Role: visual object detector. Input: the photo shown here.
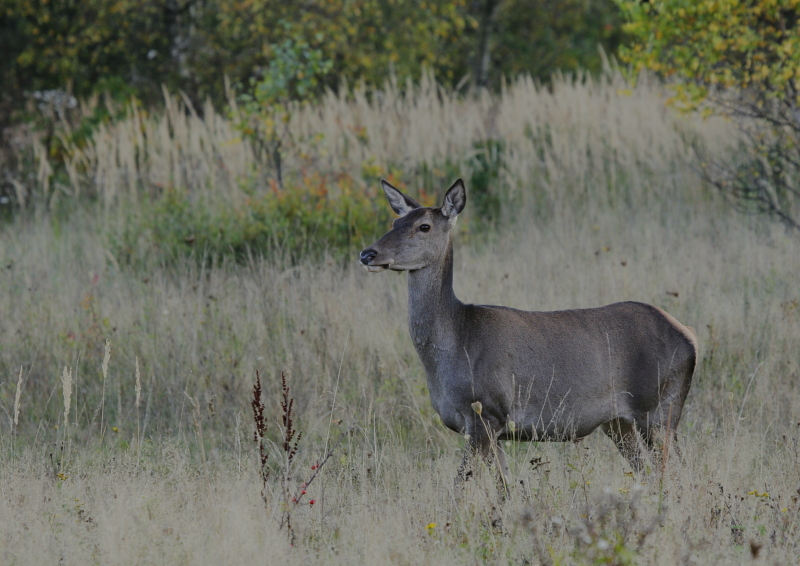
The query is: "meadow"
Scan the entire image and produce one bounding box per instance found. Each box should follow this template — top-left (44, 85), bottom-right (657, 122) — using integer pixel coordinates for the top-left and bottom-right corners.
top-left (1, 70), bottom-right (799, 564)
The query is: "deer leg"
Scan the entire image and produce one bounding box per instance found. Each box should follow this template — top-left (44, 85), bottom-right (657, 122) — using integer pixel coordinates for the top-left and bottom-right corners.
top-left (602, 418), bottom-right (650, 474)
top-left (669, 430), bottom-right (684, 464)
top-left (456, 424), bottom-right (509, 497)
top-left (644, 401), bottom-right (685, 468)
top-left (475, 424), bottom-right (512, 498)
top-left (456, 443), bottom-right (476, 486)
top-left (455, 428), bottom-right (484, 493)
top-left (644, 422), bottom-right (684, 470)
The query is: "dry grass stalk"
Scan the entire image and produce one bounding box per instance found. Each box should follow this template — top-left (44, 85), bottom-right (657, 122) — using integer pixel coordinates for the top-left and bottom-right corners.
top-left (61, 365), bottom-right (73, 427)
top-left (134, 357), bottom-right (141, 409)
top-left (100, 339), bottom-right (111, 439)
top-left (13, 366), bottom-right (23, 428)
top-left (134, 356), bottom-right (142, 464)
top-left (185, 392), bottom-right (206, 469)
top-left (34, 68), bottom-right (734, 221)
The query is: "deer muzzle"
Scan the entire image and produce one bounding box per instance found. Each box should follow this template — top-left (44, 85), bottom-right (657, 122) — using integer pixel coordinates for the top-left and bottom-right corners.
top-left (359, 248), bottom-right (392, 272)
top-left (360, 249), bottom-right (377, 265)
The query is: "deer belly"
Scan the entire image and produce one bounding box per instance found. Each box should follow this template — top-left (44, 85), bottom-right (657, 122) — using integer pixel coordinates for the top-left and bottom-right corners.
top-left (510, 394), bottom-right (622, 441)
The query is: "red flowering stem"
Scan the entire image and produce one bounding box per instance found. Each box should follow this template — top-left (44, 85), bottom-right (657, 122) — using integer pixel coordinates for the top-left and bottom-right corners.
top-left (287, 424), bottom-right (354, 511)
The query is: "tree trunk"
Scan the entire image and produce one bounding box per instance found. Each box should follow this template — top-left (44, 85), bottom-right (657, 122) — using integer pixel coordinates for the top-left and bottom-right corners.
top-left (472, 0), bottom-right (502, 90)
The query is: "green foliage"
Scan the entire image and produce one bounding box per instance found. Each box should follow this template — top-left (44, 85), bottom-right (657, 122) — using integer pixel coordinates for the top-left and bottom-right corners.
top-left (109, 172), bottom-right (394, 266)
top-left (708, 136), bottom-right (800, 229)
top-left (466, 140), bottom-right (506, 224)
top-left (617, 0), bottom-right (800, 110)
top-left (1, 0), bottom-right (629, 217)
top-left (238, 0), bottom-right (473, 88)
top-left (404, 140), bottom-right (507, 227)
top-left (247, 27), bottom-right (334, 107)
top-left (3, 0), bottom-right (177, 104)
top-left (1, 0), bottom-right (627, 128)
top-left (492, 0), bottom-right (625, 82)
top-left (236, 26), bottom-right (335, 188)
top-left (618, 0), bottom-right (800, 230)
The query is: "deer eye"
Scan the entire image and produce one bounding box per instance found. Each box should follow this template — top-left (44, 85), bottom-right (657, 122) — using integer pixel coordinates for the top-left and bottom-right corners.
top-left (419, 224), bottom-right (431, 233)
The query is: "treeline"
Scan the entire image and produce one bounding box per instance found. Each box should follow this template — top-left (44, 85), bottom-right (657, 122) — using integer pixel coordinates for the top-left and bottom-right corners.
top-left (0, 0), bottom-right (623, 125)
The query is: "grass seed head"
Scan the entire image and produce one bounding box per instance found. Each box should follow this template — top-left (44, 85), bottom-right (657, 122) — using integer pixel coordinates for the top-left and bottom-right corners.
top-left (61, 365), bottom-right (73, 426)
top-left (13, 366), bottom-right (23, 427)
top-left (102, 340), bottom-right (111, 381)
top-left (134, 356), bottom-right (141, 409)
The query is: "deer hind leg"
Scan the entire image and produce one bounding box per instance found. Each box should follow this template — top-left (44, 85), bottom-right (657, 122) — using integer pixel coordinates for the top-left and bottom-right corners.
top-left (643, 401), bottom-right (684, 467)
top-left (602, 418), bottom-right (651, 474)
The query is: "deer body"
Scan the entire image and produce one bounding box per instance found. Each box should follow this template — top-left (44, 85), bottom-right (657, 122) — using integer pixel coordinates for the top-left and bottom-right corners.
top-left (360, 179), bottom-right (697, 475)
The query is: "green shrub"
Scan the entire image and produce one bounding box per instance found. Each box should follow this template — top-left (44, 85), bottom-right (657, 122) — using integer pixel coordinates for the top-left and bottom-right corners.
top-left (109, 171), bottom-right (396, 266)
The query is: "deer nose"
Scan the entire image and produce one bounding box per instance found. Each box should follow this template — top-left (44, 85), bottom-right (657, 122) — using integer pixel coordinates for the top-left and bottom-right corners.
top-left (360, 249), bottom-right (377, 265)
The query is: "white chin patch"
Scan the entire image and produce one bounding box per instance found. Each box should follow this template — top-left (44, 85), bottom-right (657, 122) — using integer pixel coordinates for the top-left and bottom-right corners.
top-left (365, 265), bottom-right (387, 273)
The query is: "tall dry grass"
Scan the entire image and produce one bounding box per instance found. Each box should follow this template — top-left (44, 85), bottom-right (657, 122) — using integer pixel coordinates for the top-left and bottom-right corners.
top-left (14, 70), bottom-right (730, 216)
top-left (0, 71), bottom-right (799, 564)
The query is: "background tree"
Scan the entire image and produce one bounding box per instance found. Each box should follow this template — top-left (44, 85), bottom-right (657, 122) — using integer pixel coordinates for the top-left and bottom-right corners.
top-left (617, 0), bottom-right (800, 231)
top-left (0, 0), bottom-right (625, 191)
top-left (2, 0), bottom-right (625, 123)
top-left (489, 0), bottom-right (624, 86)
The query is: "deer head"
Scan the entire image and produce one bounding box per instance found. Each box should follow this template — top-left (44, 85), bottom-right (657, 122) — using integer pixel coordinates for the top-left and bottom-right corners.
top-left (359, 179), bottom-right (466, 272)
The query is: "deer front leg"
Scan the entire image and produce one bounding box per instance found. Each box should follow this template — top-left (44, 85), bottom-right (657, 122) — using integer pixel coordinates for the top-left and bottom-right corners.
top-left (455, 422), bottom-right (509, 498)
top-left (455, 431), bottom-right (480, 493)
top-left (494, 442), bottom-right (511, 496)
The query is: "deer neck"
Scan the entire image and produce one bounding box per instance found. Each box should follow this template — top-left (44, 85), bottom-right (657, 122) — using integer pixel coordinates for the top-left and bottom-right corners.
top-left (407, 240), bottom-right (462, 354)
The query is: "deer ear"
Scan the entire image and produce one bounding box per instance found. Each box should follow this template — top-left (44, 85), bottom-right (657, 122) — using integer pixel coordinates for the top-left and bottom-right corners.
top-left (381, 179), bottom-right (421, 216)
top-left (441, 179), bottom-right (466, 219)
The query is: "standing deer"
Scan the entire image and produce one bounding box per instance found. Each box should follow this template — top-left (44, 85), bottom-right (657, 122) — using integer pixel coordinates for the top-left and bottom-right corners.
top-left (359, 179), bottom-right (697, 482)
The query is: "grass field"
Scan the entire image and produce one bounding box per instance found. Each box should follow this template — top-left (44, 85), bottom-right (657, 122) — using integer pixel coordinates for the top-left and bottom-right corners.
top-left (1, 71), bottom-right (799, 564)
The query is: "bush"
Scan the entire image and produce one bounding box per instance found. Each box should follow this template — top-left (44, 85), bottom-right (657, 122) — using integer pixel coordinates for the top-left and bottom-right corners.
top-left (617, 0), bottom-right (800, 231)
top-left (109, 171), bottom-right (397, 266)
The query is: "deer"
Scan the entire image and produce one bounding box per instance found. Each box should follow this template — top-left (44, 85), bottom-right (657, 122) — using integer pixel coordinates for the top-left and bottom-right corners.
top-left (359, 179), bottom-right (697, 487)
